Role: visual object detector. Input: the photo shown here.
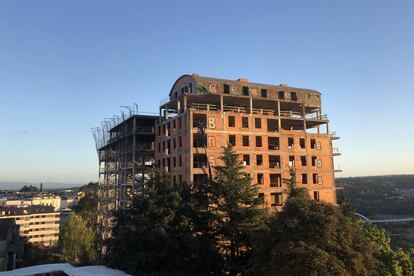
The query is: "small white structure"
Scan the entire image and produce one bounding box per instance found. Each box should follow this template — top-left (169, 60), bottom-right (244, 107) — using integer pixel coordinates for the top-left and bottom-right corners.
top-left (0, 263), bottom-right (129, 276)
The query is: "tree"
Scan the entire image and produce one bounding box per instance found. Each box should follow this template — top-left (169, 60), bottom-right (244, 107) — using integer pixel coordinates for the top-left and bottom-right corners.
top-left (59, 213), bottom-right (96, 265)
top-left (364, 223), bottom-right (414, 276)
top-left (19, 185), bottom-right (39, 193)
top-left (207, 144), bottom-right (267, 275)
top-left (106, 172), bottom-right (222, 275)
top-left (248, 186), bottom-right (379, 275)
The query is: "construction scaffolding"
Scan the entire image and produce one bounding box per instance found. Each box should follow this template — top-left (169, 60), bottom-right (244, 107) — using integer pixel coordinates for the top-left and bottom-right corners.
top-left (92, 104), bottom-right (157, 237)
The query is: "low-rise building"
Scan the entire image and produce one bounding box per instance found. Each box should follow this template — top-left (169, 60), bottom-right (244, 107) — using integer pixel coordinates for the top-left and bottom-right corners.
top-left (0, 206), bottom-right (60, 246)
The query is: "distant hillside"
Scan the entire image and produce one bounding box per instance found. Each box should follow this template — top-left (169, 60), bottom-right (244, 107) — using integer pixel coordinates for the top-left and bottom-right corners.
top-left (0, 181), bottom-right (83, 191)
top-left (336, 175), bottom-right (414, 217)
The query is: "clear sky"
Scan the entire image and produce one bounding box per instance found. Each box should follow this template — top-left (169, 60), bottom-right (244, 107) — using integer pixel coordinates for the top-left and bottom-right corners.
top-left (0, 0), bottom-right (413, 184)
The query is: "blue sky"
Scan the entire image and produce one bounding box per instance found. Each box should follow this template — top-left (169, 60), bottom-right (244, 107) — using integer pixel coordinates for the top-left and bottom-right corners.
top-left (0, 0), bottom-right (413, 184)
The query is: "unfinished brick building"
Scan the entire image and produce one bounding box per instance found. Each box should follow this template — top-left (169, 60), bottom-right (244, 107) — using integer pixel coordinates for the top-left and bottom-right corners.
top-left (156, 74), bottom-right (340, 206)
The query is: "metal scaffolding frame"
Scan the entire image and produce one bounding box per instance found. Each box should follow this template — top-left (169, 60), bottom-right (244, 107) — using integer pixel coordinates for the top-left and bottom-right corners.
top-left (92, 104), bottom-right (157, 237)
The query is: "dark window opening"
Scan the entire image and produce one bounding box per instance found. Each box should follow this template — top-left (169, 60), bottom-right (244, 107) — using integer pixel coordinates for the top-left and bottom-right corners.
top-left (291, 92), bottom-right (298, 101)
top-left (228, 116), bottom-right (235, 127)
top-left (278, 91), bottom-right (285, 99)
top-left (258, 193), bottom-right (265, 203)
top-left (301, 156), bottom-right (307, 166)
top-left (288, 137), bottom-right (294, 148)
top-left (313, 191), bottom-right (320, 201)
top-left (300, 138), bottom-right (306, 148)
top-left (289, 156), bottom-right (295, 167)
top-left (261, 89), bottom-right (267, 98)
top-left (224, 84), bottom-right (230, 94)
top-left (256, 154), bottom-right (263, 166)
top-left (310, 139), bottom-right (317, 149)
top-left (255, 118), bottom-right (262, 128)
top-left (229, 135), bottom-right (236, 146)
top-left (193, 133), bottom-right (204, 148)
top-left (267, 119), bottom-right (278, 132)
top-left (313, 173), bottom-right (318, 184)
top-left (270, 174), bottom-right (282, 187)
top-left (243, 86), bottom-right (249, 96)
top-left (243, 154), bottom-right (250, 166)
top-left (193, 113), bottom-right (207, 128)
top-left (257, 173), bottom-right (264, 185)
top-left (193, 154), bottom-right (207, 168)
top-left (271, 193), bottom-right (283, 206)
top-left (194, 174), bottom-right (208, 185)
top-left (269, 155), bottom-right (281, 168)
top-left (256, 136), bottom-right (262, 147)
top-left (242, 117), bottom-right (249, 128)
top-left (242, 135), bottom-right (249, 146)
top-left (312, 156), bottom-right (317, 166)
top-left (302, 173), bottom-right (308, 184)
top-left (268, 137), bottom-right (280, 150)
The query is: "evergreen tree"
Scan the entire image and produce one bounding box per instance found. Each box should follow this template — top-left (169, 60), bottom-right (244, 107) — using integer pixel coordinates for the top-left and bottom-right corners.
top-left (207, 144), bottom-right (267, 275)
top-left (106, 172), bottom-right (222, 275)
top-left (59, 213), bottom-right (96, 265)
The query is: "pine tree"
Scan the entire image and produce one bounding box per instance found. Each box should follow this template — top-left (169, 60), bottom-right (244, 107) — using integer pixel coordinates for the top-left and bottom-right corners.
top-left (207, 144), bottom-right (267, 275)
top-left (106, 172), bottom-right (222, 275)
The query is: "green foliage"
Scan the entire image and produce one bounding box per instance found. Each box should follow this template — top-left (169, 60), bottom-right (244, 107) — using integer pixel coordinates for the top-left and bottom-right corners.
top-left (19, 242), bottom-right (59, 268)
top-left (248, 188), bottom-right (379, 275)
top-left (365, 223), bottom-right (414, 276)
top-left (207, 144), bottom-right (267, 275)
top-left (106, 172), bottom-right (222, 275)
top-left (59, 213), bottom-right (96, 265)
top-left (19, 185), bottom-right (39, 193)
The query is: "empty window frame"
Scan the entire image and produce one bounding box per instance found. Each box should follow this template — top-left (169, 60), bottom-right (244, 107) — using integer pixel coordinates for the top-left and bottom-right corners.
top-left (270, 192), bottom-right (283, 206)
top-left (313, 191), bottom-right (320, 201)
top-left (310, 139), bottom-right (317, 149)
top-left (261, 89), bottom-right (267, 98)
top-left (242, 117), bottom-right (249, 128)
top-left (311, 156), bottom-right (317, 166)
top-left (302, 173), bottom-right (308, 184)
top-left (300, 156), bottom-right (307, 166)
top-left (278, 91), bottom-right (285, 100)
top-left (242, 86), bottom-right (249, 96)
top-left (270, 174), bottom-right (282, 187)
top-left (256, 154), bottom-right (263, 166)
top-left (228, 116), bottom-right (235, 127)
top-left (255, 118), bottom-right (262, 128)
top-left (257, 173), bottom-right (264, 185)
top-left (268, 137), bottom-right (280, 150)
top-left (243, 154), bottom-right (250, 166)
top-left (242, 135), bottom-right (249, 146)
top-left (288, 137), bottom-right (294, 148)
top-left (193, 113), bottom-right (207, 128)
top-left (291, 92), bottom-right (298, 101)
top-left (312, 173), bottom-right (318, 184)
top-left (289, 156), bottom-right (295, 167)
top-left (229, 135), bottom-right (236, 146)
top-left (193, 154), bottom-right (207, 168)
top-left (224, 84), bottom-right (230, 94)
top-left (256, 136), bottom-right (262, 147)
top-left (267, 119), bottom-right (278, 132)
top-left (269, 155), bottom-right (281, 168)
top-left (300, 138), bottom-right (306, 149)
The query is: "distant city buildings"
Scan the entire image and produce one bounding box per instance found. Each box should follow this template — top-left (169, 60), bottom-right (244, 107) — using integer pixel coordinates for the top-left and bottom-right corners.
top-left (0, 205), bottom-right (60, 246)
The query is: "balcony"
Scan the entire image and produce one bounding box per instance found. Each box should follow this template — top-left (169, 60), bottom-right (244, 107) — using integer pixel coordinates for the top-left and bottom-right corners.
top-left (332, 148), bottom-right (341, 156)
top-left (330, 132), bottom-right (340, 140)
